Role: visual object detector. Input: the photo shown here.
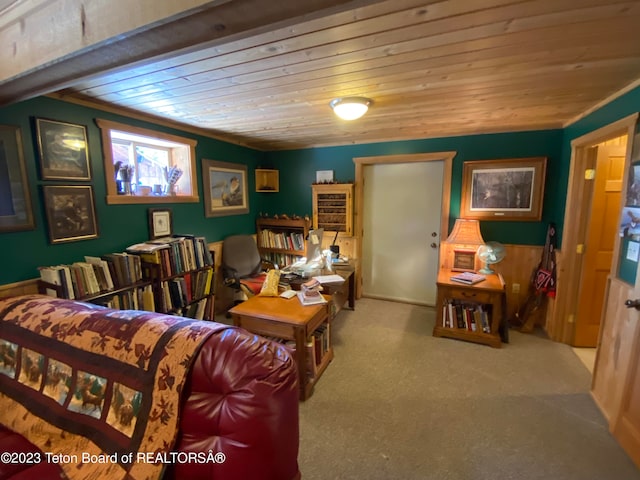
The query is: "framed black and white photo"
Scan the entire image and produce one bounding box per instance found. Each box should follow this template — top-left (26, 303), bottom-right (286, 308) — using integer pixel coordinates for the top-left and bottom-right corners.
top-left (43, 185), bottom-right (98, 243)
top-left (202, 159), bottom-right (249, 217)
top-left (35, 118), bottom-right (91, 181)
top-left (0, 125), bottom-right (35, 232)
top-left (148, 208), bottom-right (173, 239)
top-left (461, 157), bottom-right (547, 221)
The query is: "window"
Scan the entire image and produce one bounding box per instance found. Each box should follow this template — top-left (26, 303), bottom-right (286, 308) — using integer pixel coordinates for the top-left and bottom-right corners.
top-left (95, 119), bottom-right (198, 204)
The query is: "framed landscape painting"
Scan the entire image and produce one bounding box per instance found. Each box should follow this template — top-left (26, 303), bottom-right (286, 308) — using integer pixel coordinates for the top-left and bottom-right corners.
top-left (202, 159), bottom-right (249, 217)
top-left (43, 185), bottom-right (98, 243)
top-left (35, 118), bottom-right (91, 180)
top-left (460, 157), bottom-right (547, 221)
top-left (0, 125), bottom-right (35, 232)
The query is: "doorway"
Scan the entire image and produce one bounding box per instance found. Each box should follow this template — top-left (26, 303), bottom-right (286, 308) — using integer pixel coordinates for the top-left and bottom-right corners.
top-left (553, 114), bottom-right (638, 348)
top-left (353, 152), bottom-right (455, 305)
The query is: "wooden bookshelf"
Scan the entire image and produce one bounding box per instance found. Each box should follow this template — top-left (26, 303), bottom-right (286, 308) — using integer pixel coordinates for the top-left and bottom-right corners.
top-left (432, 268), bottom-right (506, 348)
top-left (256, 217), bottom-right (310, 267)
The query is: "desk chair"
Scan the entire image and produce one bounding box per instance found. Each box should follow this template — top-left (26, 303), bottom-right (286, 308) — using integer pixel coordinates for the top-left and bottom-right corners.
top-left (221, 234), bottom-right (274, 302)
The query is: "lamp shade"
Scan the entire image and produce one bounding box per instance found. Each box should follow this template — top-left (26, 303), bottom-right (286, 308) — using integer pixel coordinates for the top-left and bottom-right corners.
top-left (445, 219), bottom-right (485, 245)
top-left (330, 97), bottom-right (371, 120)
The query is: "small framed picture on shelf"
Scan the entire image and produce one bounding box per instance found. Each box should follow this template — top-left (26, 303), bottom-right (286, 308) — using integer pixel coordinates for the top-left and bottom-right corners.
top-left (35, 118), bottom-right (91, 181)
top-left (43, 185), bottom-right (98, 243)
top-left (315, 170), bottom-right (334, 183)
top-left (148, 208), bottom-right (173, 239)
top-left (452, 249), bottom-right (476, 272)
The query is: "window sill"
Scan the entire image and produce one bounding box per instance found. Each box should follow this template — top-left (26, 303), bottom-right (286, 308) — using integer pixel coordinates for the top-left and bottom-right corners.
top-left (106, 194), bottom-right (199, 205)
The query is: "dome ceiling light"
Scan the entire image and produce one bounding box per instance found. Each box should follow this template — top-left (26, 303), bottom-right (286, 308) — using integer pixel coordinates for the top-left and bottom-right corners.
top-left (329, 96), bottom-right (372, 121)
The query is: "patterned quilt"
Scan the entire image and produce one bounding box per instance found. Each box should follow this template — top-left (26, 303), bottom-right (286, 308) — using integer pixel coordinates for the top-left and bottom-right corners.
top-left (0, 294), bottom-right (221, 480)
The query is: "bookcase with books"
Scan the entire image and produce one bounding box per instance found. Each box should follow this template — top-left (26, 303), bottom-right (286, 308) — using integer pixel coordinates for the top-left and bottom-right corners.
top-left (37, 235), bottom-right (215, 320)
top-left (432, 268), bottom-right (506, 348)
top-left (38, 253), bottom-right (155, 311)
top-left (128, 235), bottom-right (215, 320)
top-left (256, 217), bottom-right (310, 267)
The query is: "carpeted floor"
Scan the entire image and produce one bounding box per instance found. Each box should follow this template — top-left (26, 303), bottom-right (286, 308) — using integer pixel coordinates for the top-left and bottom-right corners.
top-left (297, 298), bottom-right (640, 480)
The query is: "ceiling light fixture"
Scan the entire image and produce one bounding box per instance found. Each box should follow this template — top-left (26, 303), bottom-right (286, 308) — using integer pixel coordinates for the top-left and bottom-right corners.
top-left (329, 96), bottom-right (372, 121)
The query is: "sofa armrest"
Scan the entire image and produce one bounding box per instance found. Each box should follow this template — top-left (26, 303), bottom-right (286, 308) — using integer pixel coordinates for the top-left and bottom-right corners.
top-left (169, 326), bottom-right (300, 480)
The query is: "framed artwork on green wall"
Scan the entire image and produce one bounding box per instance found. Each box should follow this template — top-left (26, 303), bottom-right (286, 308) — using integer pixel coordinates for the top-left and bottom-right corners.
top-left (202, 159), bottom-right (249, 217)
top-left (43, 185), bottom-right (98, 243)
top-left (461, 157), bottom-right (547, 221)
top-left (0, 125), bottom-right (35, 232)
top-left (35, 118), bottom-right (91, 181)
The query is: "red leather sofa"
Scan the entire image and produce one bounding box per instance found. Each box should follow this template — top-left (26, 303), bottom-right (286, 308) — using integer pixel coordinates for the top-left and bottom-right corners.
top-left (0, 296), bottom-right (301, 480)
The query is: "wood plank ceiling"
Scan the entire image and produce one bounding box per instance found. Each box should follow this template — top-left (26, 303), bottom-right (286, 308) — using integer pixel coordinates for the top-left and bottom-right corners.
top-left (4, 0), bottom-right (640, 151)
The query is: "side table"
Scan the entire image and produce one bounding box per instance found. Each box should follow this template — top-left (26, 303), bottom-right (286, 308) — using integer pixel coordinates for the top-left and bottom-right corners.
top-left (432, 269), bottom-right (506, 348)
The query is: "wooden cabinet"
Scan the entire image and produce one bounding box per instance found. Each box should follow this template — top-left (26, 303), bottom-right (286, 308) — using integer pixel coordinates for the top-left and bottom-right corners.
top-left (255, 168), bottom-right (279, 192)
top-left (312, 183), bottom-right (353, 236)
top-left (432, 268), bottom-right (506, 348)
top-left (256, 217), bottom-right (310, 267)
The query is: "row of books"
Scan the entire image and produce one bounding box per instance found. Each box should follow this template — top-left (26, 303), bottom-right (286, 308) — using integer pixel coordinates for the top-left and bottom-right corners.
top-left (155, 268), bottom-right (214, 313)
top-left (127, 235), bottom-right (213, 277)
top-left (442, 299), bottom-right (491, 333)
top-left (91, 285), bottom-right (155, 312)
top-left (259, 229), bottom-right (305, 252)
top-left (169, 297), bottom-right (213, 320)
top-left (263, 252), bottom-right (303, 268)
top-left (39, 253), bottom-right (144, 300)
top-left (308, 323), bottom-right (330, 377)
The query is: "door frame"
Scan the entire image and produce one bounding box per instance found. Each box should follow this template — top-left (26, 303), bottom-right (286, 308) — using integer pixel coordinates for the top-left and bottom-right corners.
top-left (353, 152), bottom-right (456, 298)
top-left (550, 113), bottom-right (638, 344)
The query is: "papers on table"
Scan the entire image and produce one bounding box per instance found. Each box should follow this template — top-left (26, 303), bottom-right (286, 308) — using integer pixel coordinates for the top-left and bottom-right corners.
top-left (313, 274), bottom-right (345, 284)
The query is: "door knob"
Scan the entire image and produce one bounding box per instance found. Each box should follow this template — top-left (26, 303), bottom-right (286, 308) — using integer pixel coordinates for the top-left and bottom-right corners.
top-left (430, 242), bottom-right (437, 249)
top-left (625, 299), bottom-right (640, 310)
top-left (431, 232), bottom-right (438, 237)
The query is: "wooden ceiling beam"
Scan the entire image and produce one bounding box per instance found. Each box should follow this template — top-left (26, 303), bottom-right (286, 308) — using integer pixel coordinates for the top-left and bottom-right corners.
top-left (0, 0), bottom-right (386, 105)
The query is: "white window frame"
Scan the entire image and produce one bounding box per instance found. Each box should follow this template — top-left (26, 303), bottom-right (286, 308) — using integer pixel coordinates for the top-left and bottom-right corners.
top-left (95, 118), bottom-right (199, 205)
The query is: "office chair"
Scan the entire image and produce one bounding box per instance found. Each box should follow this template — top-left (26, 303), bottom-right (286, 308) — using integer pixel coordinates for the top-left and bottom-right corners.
top-left (221, 234), bottom-right (274, 302)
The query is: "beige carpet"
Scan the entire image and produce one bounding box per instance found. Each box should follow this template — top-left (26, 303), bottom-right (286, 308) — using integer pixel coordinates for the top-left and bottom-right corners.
top-left (297, 298), bottom-right (640, 480)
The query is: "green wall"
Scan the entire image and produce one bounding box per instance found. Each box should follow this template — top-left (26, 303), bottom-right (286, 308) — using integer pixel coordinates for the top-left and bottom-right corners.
top-left (3, 85), bottom-right (640, 286)
top-left (0, 97), bottom-right (265, 284)
top-left (263, 130), bottom-right (564, 245)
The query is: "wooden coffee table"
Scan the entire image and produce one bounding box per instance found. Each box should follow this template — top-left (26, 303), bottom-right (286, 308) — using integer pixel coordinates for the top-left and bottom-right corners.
top-left (228, 295), bottom-right (333, 401)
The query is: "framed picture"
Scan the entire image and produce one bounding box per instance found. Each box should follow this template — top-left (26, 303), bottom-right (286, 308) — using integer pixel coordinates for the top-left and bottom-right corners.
top-left (452, 249), bottom-right (476, 272)
top-left (148, 208), bottom-right (173, 239)
top-left (316, 170), bottom-right (334, 183)
top-left (0, 125), bottom-right (35, 232)
top-left (43, 185), bottom-right (98, 243)
top-left (35, 118), bottom-right (91, 180)
top-left (202, 159), bottom-right (249, 217)
top-left (460, 157), bottom-right (547, 221)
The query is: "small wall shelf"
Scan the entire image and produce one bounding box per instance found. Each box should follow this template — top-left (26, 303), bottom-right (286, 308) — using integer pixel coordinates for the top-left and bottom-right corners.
top-left (255, 169), bottom-right (279, 192)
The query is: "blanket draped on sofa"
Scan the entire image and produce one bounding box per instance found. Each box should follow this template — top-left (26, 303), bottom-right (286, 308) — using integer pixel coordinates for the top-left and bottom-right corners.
top-left (0, 294), bottom-right (223, 480)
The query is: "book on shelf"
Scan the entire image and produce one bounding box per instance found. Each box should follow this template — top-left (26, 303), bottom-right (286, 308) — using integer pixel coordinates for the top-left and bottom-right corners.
top-left (450, 271), bottom-right (486, 285)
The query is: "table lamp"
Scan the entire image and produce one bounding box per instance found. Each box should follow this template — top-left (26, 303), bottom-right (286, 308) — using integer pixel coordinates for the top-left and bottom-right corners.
top-left (445, 219), bottom-right (485, 272)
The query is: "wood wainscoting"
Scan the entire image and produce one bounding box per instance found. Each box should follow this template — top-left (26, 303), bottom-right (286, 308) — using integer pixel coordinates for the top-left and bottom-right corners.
top-left (0, 279), bottom-right (39, 299)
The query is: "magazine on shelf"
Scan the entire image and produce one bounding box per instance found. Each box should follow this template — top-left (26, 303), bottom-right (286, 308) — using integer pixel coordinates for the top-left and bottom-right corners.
top-left (450, 271), bottom-right (486, 285)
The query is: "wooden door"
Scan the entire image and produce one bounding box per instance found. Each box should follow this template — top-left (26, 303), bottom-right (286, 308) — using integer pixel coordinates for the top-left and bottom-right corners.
top-left (591, 128), bottom-right (640, 468)
top-left (574, 142), bottom-right (626, 346)
top-left (613, 319), bottom-right (640, 469)
top-left (361, 161), bottom-right (444, 305)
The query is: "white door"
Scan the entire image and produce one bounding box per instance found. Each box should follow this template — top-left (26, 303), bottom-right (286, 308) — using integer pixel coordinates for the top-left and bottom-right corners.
top-left (362, 161), bottom-right (444, 305)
